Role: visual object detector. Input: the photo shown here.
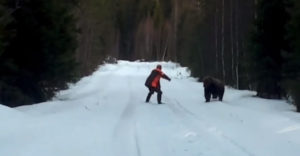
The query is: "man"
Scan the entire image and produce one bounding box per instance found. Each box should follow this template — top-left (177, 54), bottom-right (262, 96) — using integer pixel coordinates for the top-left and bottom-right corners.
top-left (145, 64), bottom-right (171, 104)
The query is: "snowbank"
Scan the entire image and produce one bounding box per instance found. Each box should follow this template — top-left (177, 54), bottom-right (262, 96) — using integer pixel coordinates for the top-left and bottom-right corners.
top-left (97, 60), bottom-right (191, 78)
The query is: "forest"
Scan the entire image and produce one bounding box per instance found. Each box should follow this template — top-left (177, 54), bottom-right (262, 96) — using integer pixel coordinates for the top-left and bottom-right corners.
top-left (0, 0), bottom-right (299, 111)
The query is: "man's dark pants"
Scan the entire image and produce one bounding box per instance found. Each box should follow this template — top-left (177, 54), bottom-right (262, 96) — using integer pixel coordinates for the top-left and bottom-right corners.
top-left (146, 86), bottom-right (162, 104)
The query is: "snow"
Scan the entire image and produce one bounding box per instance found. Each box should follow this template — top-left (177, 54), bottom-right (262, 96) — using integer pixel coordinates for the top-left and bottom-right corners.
top-left (1, 60), bottom-right (300, 156)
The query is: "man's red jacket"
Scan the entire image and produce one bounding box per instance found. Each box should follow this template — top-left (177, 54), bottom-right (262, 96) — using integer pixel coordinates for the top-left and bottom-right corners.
top-left (145, 68), bottom-right (170, 89)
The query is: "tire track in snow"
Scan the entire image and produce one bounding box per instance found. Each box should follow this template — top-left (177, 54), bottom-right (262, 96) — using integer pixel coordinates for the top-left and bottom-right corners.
top-left (79, 72), bottom-right (120, 111)
top-left (112, 76), bottom-right (142, 156)
top-left (134, 125), bottom-right (142, 156)
top-left (172, 99), bottom-right (256, 156)
top-left (164, 96), bottom-right (255, 156)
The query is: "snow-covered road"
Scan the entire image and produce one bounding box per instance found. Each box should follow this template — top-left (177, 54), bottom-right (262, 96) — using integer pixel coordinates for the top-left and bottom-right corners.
top-left (1, 61), bottom-right (300, 156)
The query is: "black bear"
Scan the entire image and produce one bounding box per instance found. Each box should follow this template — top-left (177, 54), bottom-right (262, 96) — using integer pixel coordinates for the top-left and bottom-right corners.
top-left (203, 76), bottom-right (225, 102)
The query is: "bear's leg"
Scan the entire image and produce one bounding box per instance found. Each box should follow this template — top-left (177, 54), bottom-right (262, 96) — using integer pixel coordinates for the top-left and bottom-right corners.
top-left (205, 87), bottom-right (211, 102)
top-left (219, 88), bottom-right (224, 101)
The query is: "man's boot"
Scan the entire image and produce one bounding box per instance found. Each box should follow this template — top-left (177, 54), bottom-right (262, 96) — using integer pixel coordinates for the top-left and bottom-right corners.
top-left (157, 92), bottom-right (162, 104)
top-left (146, 93), bottom-right (152, 102)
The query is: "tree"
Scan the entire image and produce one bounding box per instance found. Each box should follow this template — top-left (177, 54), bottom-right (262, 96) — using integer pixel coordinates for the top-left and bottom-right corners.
top-left (0, 0), bottom-right (12, 57)
top-left (0, 0), bottom-right (78, 106)
top-left (284, 0), bottom-right (300, 111)
top-left (248, 0), bottom-right (290, 99)
top-left (75, 0), bottom-right (119, 76)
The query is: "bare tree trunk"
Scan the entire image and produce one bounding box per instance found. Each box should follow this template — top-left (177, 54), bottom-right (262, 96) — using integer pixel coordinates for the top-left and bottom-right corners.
top-left (145, 18), bottom-right (151, 58)
top-left (215, 5), bottom-right (219, 73)
top-left (235, 0), bottom-right (240, 88)
top-left (221, 0), bottom-right (226, 81)
top-left (230, 0), bottom-right (235, 85)
top-left (254, 0), bottom-right (258, 19)
top-left (157, 28), bottom-right (162, 60)
top-left (85, 20), bottom-right (93, 72)
top-left (162, 38), bottom-right (168, 61)
top-left (173, 0), bottom-right (178, 61)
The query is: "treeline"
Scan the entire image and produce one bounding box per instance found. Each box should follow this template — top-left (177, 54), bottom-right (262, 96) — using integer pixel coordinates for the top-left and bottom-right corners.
top-left (74, 0), bottom-right (255, 87)
top-left (0, 0), bottom-right (299, 111)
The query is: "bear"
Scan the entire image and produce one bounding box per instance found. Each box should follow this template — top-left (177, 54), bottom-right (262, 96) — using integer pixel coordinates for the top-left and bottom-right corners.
top-left (203, 76), bottom-right (225, 102)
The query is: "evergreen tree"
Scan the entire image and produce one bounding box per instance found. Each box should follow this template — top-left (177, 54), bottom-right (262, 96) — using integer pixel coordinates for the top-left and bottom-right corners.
top-left (37, 0), bottom-right (78, 98)
top-left (0, 0), bottom-right (11, 56)
top-left (284, 0), bottom-right (300, 111)
top-left (0, 0), bottom-right (22, 105)
top-left (176, 3), bottom-right (205, 77)
top-left (248, 0), bottom-right (290, 99)
top-left (0, 0), bottom-right (78, 106)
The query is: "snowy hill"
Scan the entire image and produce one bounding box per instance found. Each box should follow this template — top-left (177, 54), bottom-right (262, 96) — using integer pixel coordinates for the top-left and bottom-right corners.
top-left (1, 60), bottom-right (300, 156)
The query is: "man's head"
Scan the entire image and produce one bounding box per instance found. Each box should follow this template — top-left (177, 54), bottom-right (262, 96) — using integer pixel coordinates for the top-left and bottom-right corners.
top-left (156, 64), bottom-right (162, 70)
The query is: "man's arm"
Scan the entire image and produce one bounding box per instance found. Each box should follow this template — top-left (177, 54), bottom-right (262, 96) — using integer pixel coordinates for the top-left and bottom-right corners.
top-left (162, 73), bottom-right (171, 81)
